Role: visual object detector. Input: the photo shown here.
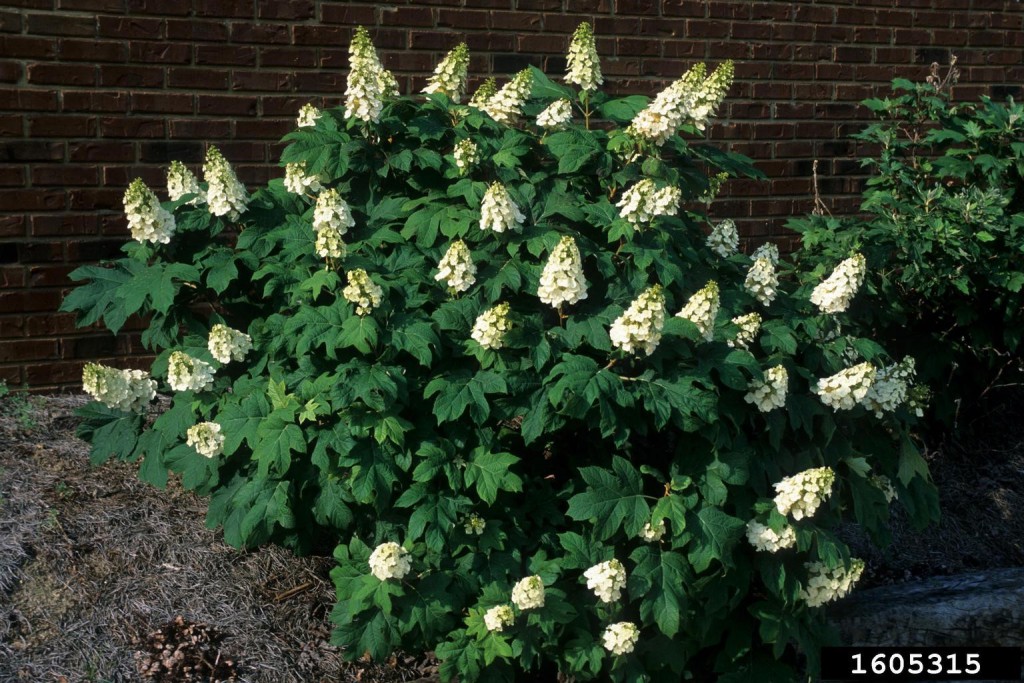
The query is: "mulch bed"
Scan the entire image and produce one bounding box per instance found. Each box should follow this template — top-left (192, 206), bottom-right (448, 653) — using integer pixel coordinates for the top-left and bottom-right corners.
top-left (1, 392), bottom-right (1021, 681)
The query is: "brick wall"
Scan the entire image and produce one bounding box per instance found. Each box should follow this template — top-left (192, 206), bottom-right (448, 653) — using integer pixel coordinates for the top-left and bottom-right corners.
top-left (1, 0), bottom-right (1022, 390)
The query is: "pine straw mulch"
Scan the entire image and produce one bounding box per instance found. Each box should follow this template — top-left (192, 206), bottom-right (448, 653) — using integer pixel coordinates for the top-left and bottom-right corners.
top-left (1, 392), bottom-right (1022, 682)
top-left (0, 394), bottom-right (436, 683)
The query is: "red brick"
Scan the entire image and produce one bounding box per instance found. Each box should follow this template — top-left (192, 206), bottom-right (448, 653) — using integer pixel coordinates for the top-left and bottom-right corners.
top-left (62, 91), bottom-right (129, 113)
top-left (260, 96), bottom-right (310, 117)
top-left (169, 118), bottom-right (232, 138)
top-left (232, 70), bottom-right (297, 92)
top-left (380, 5), bottom-right (433, 27)
top-left (437, 9), bottom-right (489, 29)
top-left (197, 95), bottom-right (257, 117)
top-left (233, 22), bottom-right (291, 44)
top-left (0, 215), bottom-right (25, 237)
top-left (235, 119), bottom-right (292, 140)
top-left (0, 339), bottom-right (59, 362)
top-left (26, 13), bottom-right (96, 36)
top-left (0, 62), bottom-right (19, 83)
top-left (195, 0), bottom-right (254, 18)
top-left (100, 65), bottom-right (164, 88)
top-left (25, 360), bottom-right (88, 386)
top-left (28, 116), bottom-right (97, 137)
top-left (662, 0), bottom-right (703, 17)
top-left (0, 35), bottom-right (59, 59)
top-left (0, 314), bottom-right (25, 337)
top-left (97, 16), bottom-right (164, 39)
top-left (31, 214), bottom-right (99, 236)
top-left (126, 0), bottom-right (191, 14)
top-left (165, 18), bottom-right (229, 41)
top-left (28, 265), bottom-right (77, 287)
top-left (196, 44), bottom-right (258, 66)
top-left (98, 117), bottom-right (164, 138)
top-left (167, 67), bottom-right (229, 90)
top-left (68, 188), bottom-right (122, 210)
top-left (132, 92), bottom-right (195, 114)
top-left (259, 47), bottom-right (317, 68)
top-left (57, 0), bottom-right (125, 11)
top-left (258, 0), bottom-right (313, 19)
top-left (16, 240), bottom-right (64, 261)
top-left (25, 312), bottom-right (79, 336)
top-left (0, 190), bottom-right (65, 211)
top-left (0, 10), bottom-right (22, 32)
top-left (27, 63), bottom-right (97, 86)
top-left (0, 165), bottom-right (24, 184)
top-left (129, 41), bottom-right (191, 63)
top-left (320, 3), bottom-right (376, 25)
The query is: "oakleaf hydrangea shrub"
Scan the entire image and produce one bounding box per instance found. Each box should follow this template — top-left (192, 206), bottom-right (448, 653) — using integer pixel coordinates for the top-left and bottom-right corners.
top-left (791, 63), bottom-right (1024, 428)
top-left (63, 26), bottom-right (938, 683)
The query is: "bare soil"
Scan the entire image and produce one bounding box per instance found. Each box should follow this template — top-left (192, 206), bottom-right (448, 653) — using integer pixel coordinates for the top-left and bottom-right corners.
top-left (0, 392), bottom-right (1021, 682)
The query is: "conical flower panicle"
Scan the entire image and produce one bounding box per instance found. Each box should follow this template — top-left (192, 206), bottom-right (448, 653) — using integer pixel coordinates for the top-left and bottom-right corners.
top-left (627, 63), bottom-right (706, 146)
top-left (706, 219), bottom-right (739, 258)
top-left (186, 422), bottom-right (224, 458)
top-left (728, 312), bottom-right (762, 349)
top-left (677, 280), bottom-right (720, 341)
top-left (860, 357), bottom-right (916, 417)
top-left (616, 179), bottom-right (681, 227)
top-left (481, 69), bottom-right (533, 124)
top-left (422, 43), bottom-right (470, 102)
top-left (284, 161), bottom-right (323, 196)
top-left (435, 239), bottom-right (476, 293)
top-left (453, 139), bottom-right (479, 174)
top-left (744, 256), bottom-right (778, 307)
top-left (480, 182), bottom-right (525, 233)
top-left (207, 324), bottom-right (252, 364)
top-left (203, 146), bottom-right (248, 221)
top-left (537, 235), bottom-right (587, 308)
top-left (609, 285), bottom-right (666, 357)
top-left (744, 364), bottom-right (788, 412)
top-left (124, 178), bottom-right (176, 244)
top-left (296, 103), bottom-right (322, 128)
top-left (746, 520), bottom-right (797, 553)
top-left (344, 27), bottom-right (397, 124)
top-left (691, 60), bottom-right (734, 131)
top-left (811, 253), bottom-right (867, 314)
top-left (313, 188), bottom-right (355, 260)
top-left (468, 77), bottom-right (498, 108)
top-left (343, 268), bottom-right (383, 316)
top-left (471, 302), bottom-right (512, 350)
top-left (166, 161), bottom-right (203, 205)
top-left (565, 23), bottom-right (602, 93)
top-left (82, 363), bottom-right (156, 413)
top-left (536, 98), bottom-right (573, 130)
top-left (801, 559), bottom-right (864, 607)
top-left (751, 241), bottom-right (780, 265)
top-left (815, 362), bottom-right (876, 411)
top-left (774, 466), bottom-right (835, 520)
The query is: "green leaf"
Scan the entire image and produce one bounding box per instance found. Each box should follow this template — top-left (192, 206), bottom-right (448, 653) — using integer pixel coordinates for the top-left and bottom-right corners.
top-left (544, 129), bottom-right (603, 175)
top-left (60, 264), bottom-right (132, 333)
top-left (390, 317), bottom-right (440, 367)
top-left (629, 545), bottom-right (692, 637)
top-left (464, 451), bottom-right (522, 504)
top-left (566, 456), bottom-right (648, 541)
top-left (424, 370), bottom-right (507, 425)
top-left (686, 505), bottom-right (745, 572)
top-left (338, 315), bottom-right (380, 354)
top-left (597, 95), bottom-right (649, 122)
top-left (75, 402), bottom-right (144, 466)
top-left (253, 412), bottom-right (306, 476)
top-left (219, 391), bottom-right (270, 456)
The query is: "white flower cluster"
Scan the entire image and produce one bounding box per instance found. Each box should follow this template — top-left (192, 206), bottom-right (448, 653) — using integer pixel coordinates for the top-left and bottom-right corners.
top-left (706, 219), bottom-right (739, 258)
top-left (483, 604), bottom-right (515, 632)
top-left (746, 520), bottom-right (797, 553)
top-left (166, 161), bottom-right (203, 205)
top-left (82, 363), bottom-right (156, 413)
top-left (186, 421), bottom-right (224, 459)
top-left (602, 622), bottom-right (639, 656)
top-left (616, 179), bottom-right (681, 227)
top-left (471, 302), bottom-right (511, 350)
top-left (745, 256), bottom-right (779, 307)
top-left (811, 253), bottom-right (867, 314)
top-left (752, 242), bottom-right (780, 265)
top-left (700, 171), bottom-right (729, 205)
top-left (343, 268), bottom-right (383, 316)
top-left (344, 27), bottom-right (397, 124)
top-left (773, 466), bottom-right (835, 520)
top-left (677, 280), bottom-right (720, 342)
top-left (203, 146), bottom-right (248, 221)
top-left (536, 98), bottom-right (573, 130)
top-left (565, 22), bottom-right (603, 92)
top-left (861, 357), bottom-right (916, 418)
top-left (871, 474), bottom-right (898, 503)
top-left (801, 559), bottom-right (865, 608)
top-left (422, 43), bottom-right (469, 102)
top-left (283, 161), bottom-right (323, 196)
top-left (639, 519), bottom-right (666, 542)
top-left (511, 575), bottom-right (545, 611)
top-left (744, 364), bottom-right (788, 412)
top-left (124, 178), bottom-right (176, 245)
top-left (584, 559), bottom-right (627, 603)
top-left (628, 61), bottom-right (733, 144)
top-left (728, 312), bottom-right (762, 349)
top-left (435, 240), bottom-right (476, 293)
top-left (537, 236), bottom-right (587, 308)
top-left (167, 351), bottom-right (215, 393)
top-left (464, 513), bottom-right (486, 535)
top-left (610, 285), bottom-right (666, 357)
top-left (481, 68), bottom-right (533, 124)
top-left (368, 541), bottom-right (412, 581)
top-left (480, 182), bottom-right (525, 233)
top-left (296, 102), bottom-right (321, 128)
top-left (468, 77), bottom-right (497, 109)
top-left (207, 323), bottom-right (252, 364)
top-left (815, 362), bottom-right (876, 411)
top-left (313, 188), bottom-right (356, 260)
top-left (453, 139), bottom-right (479, 174)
